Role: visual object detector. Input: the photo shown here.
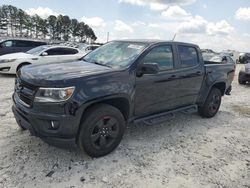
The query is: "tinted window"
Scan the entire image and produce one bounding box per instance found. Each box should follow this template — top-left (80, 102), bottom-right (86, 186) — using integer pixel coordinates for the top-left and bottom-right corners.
top-left (2, 40), bottom-right (15, 47)
top-left (15, 40), bottom-right (33, 47)
top-left (33, 42), bottom-right (47, 47)
top-left (178, 45), bottom-right (199, 68)
top-left (141, 45), bottom-right (174, 71)
top-left (46, 48), bottom-right (62, 56)
top-left (60, 48), bottom-right (78, 55)
top-left (91, 46), bottom-right (99, 50)
top-left (46, 48), bottom-right (78, 55)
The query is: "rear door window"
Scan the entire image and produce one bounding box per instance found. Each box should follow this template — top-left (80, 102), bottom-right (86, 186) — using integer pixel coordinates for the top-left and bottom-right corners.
top-left (15, 40), bottom-right (33, 47)
top-left (178, 45), bottom-right (199, 68)
top-left (46, 48), bottom-right (63, 56)
top-left (60, 48), bottom-right (79, 55)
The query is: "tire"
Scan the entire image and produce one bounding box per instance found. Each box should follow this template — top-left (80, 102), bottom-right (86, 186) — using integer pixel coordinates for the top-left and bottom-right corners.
top-left (17, 122), bottom-right (27, 131)
top-left (238, 78), bottom-right (246, 85)
top-left (198, 88), bottom-right (222, 118)
top-left (78, 104), bottom-right (125, 157)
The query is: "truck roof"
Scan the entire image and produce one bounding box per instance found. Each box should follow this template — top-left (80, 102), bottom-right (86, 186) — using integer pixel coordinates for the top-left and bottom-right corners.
top-left (114, 39), bottom-right (199, 47)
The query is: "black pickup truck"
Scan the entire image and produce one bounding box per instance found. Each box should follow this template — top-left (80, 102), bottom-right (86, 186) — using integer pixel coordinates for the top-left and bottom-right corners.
top-left (12, 40), bottom-right (235, 157)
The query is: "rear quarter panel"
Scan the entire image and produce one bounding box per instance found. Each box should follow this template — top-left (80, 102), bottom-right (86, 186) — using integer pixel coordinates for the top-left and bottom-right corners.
top-left (197, 63), bottom-right (235, 104)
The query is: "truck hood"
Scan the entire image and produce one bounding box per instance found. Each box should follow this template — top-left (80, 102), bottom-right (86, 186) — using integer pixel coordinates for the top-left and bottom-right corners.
top-left (19, 60), bottom-right (113, 85)
top-left (0, 52), bottom-right (37, 60)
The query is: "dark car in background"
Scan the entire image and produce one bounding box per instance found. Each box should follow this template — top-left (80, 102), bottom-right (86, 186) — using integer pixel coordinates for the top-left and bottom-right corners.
top-left (238, 63), bottom-right (250, 85)
top-left (238, 53), bottom-right (250, 64)
top-left (0, 39), bottom-right (47, 56)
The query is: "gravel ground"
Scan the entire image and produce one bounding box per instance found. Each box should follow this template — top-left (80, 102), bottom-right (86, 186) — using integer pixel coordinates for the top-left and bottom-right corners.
top-left (0, 64), bottom-right (249, 188)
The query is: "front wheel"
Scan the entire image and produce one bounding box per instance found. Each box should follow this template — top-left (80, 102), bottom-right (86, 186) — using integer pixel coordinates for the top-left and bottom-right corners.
top-left (198, 88), bottom-right (222, 118)
top-left (78, 104), bottom-right (125, 157)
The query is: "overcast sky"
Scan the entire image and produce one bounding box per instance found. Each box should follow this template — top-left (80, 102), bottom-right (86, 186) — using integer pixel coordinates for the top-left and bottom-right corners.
top-left (1, 0), bottom-right (250, 51)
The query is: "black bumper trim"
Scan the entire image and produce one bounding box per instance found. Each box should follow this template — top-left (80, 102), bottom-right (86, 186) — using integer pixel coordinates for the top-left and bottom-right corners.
top-left (12, 106), bottom-right (36, 135)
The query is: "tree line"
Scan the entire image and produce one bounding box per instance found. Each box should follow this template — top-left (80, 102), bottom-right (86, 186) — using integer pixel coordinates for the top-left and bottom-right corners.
top-left (0, 5), bottom-right (97, 42)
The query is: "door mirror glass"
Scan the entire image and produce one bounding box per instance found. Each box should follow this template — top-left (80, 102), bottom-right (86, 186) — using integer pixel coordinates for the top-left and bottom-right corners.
top-left (41, 52), bottom-right (48, 56)
top-left (137, 63), bottom-right (159, 76)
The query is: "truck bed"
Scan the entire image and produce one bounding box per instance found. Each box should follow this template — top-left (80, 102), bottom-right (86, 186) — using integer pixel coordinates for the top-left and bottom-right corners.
top-left (202, 63), bottom-right (235, 95)
top-left (204, 60), bottom-right (228, 65)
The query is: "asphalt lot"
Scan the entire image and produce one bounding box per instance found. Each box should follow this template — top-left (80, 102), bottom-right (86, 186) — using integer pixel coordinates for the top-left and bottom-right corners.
top-left (0, 64), bottom-right (249, 188)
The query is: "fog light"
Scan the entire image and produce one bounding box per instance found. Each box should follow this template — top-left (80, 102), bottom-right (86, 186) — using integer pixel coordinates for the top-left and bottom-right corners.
top-left (51, 121), bottom-right (60, 129)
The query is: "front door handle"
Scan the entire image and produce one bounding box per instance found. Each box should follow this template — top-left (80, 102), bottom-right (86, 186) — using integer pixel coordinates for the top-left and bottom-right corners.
top-left (154, 75), bottom-right (177, 83)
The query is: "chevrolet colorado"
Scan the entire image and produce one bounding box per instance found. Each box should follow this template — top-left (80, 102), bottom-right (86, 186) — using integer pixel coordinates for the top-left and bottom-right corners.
top-left (12, 40), bottom-right (235, 157)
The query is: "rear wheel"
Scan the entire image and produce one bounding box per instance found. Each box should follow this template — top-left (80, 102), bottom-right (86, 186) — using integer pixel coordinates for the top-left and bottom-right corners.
top-left (198, 88), bottom-right (222, 118)
top-left (238, 77), bottom-right (246, 85)
top-left (78, 104), bottom-right (125, 157)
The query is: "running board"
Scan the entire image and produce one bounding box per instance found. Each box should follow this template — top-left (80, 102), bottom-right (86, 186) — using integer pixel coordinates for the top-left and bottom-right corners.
top-left (133, 105), bottom-right (197, 126)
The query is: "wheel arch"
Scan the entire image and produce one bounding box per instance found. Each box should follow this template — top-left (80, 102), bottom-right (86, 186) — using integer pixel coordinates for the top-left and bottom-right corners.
top-left (16, 62), bottom-right (31, 72)
top-left (76, 94), bottom-right (131, 142)
top-left (82, 96), bottom-right (131, 120)
top-left (199, 81), bottom-right (226, 106)
top-left (212, 82), bottom-right (226, 96)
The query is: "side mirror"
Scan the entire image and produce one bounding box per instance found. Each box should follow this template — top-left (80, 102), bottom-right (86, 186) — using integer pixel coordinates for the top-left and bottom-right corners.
top-left (137, 63), bottom-right (159, 76)
top-left (41, 52), bottom-right (48, 56)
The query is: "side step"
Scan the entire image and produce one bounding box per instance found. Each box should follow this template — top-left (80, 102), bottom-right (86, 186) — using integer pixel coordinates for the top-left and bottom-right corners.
top-left (133, 105), bottom-right (197, 126)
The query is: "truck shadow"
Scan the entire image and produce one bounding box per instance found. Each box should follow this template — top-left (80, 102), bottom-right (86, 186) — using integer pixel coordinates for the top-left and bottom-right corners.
top-left (0, 110), bottom-right (236, 185)
top-left (0, 74), bottom-right (16, 78)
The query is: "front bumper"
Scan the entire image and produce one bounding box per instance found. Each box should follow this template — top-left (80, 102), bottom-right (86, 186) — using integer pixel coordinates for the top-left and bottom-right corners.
top-left (239, 70), bottom-right (250, 82)
top-left (12, 95), bottom-right (80, 148)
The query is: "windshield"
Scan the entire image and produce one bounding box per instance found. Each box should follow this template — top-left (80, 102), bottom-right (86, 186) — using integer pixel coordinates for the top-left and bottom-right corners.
top-left (26, 46), bottom-right (48, 55)
top-left (83, 41), bottom-right (148, 68)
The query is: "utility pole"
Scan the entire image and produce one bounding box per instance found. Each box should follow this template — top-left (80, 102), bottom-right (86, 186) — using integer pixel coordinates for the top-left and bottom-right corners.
top-left (107, 32), bottom-right (109, 42)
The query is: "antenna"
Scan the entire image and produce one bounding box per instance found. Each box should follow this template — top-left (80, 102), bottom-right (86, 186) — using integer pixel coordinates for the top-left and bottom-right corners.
top-left (107, 32), bottom-right (109, 42)
top-left (172, 33), bottom-right (177, 41)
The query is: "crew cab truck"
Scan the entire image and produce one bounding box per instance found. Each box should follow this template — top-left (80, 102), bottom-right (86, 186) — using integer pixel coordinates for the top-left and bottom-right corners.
top-left (12, 40), bottom-right (235, 157)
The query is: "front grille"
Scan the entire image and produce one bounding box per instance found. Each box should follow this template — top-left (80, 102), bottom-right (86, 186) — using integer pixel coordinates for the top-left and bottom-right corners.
top-left (15, 78), bottom-right (37, 107)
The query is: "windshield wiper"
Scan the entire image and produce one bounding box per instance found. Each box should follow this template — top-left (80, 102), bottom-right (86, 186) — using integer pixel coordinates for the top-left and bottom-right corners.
top-left (81, 58), bottom-right (112, 68)
top-left (92, 61), bottom-right (112, 68)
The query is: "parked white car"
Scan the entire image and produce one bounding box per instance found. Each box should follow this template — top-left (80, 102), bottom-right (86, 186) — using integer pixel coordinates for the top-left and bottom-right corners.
top-left (0, 45), bottom-right (84, 74)
top-left (79, 44), bottom-right (100, 54)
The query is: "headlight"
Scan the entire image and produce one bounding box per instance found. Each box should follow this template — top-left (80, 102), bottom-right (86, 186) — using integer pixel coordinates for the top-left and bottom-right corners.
top-left (0, 59), bottom-right (16, 63)
top-left (34, 87), bottom-right (75, 103)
